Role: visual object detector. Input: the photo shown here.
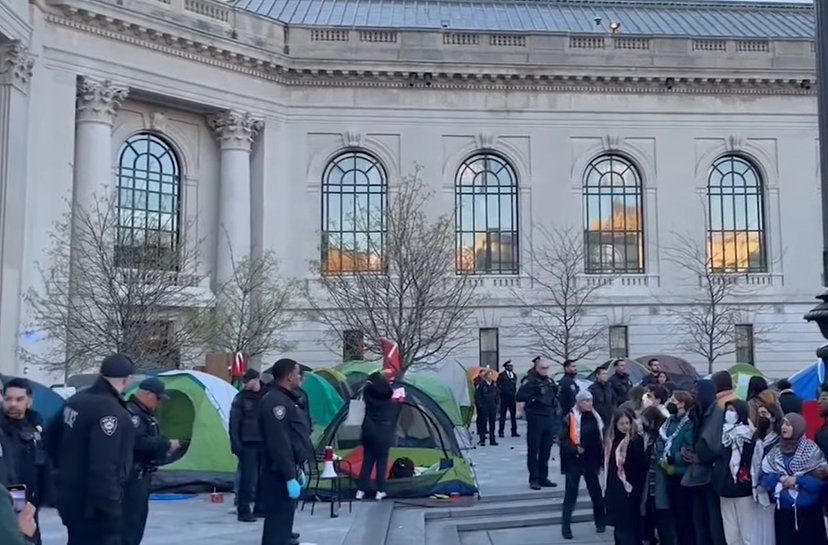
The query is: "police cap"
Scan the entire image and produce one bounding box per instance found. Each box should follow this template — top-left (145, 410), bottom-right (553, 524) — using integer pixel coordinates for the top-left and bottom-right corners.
top-left (100, 353), bottom-right (134, 378)
top-left (139, 377), bottom-right (169, 400)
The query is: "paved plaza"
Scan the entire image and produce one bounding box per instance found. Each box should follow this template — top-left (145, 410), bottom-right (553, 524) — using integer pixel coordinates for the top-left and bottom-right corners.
top-left (40, 422), bottom-right (606, 544)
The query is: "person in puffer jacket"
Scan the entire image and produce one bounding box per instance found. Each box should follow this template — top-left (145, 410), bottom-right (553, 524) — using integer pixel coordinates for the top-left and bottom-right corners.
top-left (760, 413), bottom-right (828, 545)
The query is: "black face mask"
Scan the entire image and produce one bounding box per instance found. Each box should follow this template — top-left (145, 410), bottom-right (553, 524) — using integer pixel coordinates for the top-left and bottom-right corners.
top-left (666, 402), bottom-right (678, 415)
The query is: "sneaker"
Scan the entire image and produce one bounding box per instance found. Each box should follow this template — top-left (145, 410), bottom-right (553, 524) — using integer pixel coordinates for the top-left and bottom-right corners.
top-left (355, 490), bottom-right (365, 500)
top-left (375, 491), bottom-right (387, 500)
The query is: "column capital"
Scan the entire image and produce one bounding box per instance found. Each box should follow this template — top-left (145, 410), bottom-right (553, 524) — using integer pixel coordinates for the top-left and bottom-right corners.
top-left (207, 110), bottom-right (263, 151)
top-left (0, 42), bottom-right (35, 91)
top-left (76, 77), bottom-right (129, 125)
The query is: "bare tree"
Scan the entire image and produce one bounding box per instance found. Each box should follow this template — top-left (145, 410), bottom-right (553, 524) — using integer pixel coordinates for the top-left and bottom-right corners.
top-left (306, 167), bottom-right (479, 370)
top-left (662, 233), bottom-right (771, 374)
top-left (22, 193), bottom-right (206, 381)
top-left (192, 238), bottom-right (298, 360)
top-left (516, 226), bottom-right (608, 362)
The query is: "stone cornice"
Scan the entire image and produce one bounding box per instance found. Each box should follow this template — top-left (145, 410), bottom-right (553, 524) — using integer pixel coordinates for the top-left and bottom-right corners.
top-left (0, 42), bottom-right (35, 91)
top-left (44, 5), bottom-right (817, 96)
top-left (76, 76), bottom-right (129, 124)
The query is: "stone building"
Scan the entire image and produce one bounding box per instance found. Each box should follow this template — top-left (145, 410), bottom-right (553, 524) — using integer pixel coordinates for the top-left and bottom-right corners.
top-left (0, 0), bottom-right (822, 380)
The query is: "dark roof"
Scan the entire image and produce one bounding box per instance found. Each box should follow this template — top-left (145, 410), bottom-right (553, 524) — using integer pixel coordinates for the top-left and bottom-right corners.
top-left (235, 0), bottom-right (815, 38)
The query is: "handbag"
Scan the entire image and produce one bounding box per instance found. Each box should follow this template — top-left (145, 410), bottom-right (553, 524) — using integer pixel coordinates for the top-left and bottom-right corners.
top-left (345, 399), bottom-right (365, 426)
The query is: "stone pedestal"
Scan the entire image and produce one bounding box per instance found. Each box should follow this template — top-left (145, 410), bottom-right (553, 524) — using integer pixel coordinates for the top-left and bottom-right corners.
top-left (207, 110), bottom-right (263, 284)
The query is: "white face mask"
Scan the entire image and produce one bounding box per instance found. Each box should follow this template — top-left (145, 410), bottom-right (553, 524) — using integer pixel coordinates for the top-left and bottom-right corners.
top-left (724, 411), bottom-right (738, 425)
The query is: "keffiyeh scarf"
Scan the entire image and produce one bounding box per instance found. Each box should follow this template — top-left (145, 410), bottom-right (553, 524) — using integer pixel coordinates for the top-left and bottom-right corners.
top-left (761, 437), bottom-right (827, 529)
top-left (659, 414), bottom-right (690, 465)
top-left (722, 422), bottom-right (754, 482)
top-left (751, 431), bottom-right (778, 506)
top-left (604, 435), bottom-right (633, 494)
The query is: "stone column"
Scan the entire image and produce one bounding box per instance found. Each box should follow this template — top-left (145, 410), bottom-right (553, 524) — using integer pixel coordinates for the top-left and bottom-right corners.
top-left (73, 77), bottom-right (128, 212)
top-left (207, 110), bottom-right (263, 284)
top-left (0, 42), bottom-right (34, 374)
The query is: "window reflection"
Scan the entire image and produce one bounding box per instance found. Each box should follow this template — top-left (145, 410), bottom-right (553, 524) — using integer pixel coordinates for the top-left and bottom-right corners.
top-left (583, 155), bottom-right (644, 274)
top-left (707, 155), bottom-right (766, 273)
top-left (115, 133), bottom-right (181, 270)
top-left (455, 153), bottom-right (519, 274)
top-left (321, 151), bottom-right (387, 273)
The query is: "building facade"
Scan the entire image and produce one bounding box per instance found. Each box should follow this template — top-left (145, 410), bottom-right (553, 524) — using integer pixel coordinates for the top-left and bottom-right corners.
top-left (0, 0), bottom-right (822, 381)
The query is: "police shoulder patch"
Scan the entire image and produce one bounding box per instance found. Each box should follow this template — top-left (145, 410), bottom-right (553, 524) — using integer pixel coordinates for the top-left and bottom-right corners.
top-left (100, 416), bottom-right (119, 437)
top-left (131, 415), bottom-right (141, 428)
top-left (273, 405), bottom-right (286, 420)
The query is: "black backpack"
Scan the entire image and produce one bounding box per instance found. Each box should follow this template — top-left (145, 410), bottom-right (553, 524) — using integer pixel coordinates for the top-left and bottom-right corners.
top-left (389, 457), bottom-right (415, 479)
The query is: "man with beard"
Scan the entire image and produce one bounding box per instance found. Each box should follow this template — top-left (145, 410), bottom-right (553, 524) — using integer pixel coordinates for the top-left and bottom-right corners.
top-left (558, 360), bottom-right (581, 417)
top-left (516, 357), bottom-right (559, 490)
top-left (1, 378), bottom-right (49, 545)
top-left (0, 377), bottom-right (18, 488)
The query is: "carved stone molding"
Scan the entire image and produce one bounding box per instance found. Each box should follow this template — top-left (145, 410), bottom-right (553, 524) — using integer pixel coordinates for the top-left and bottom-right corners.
top-left (0, 42), bottom-right (35, 90)
top-left (474, 132), bottom-right (498, 150)
top-left (341, 130), bottom-right (363, 148)
top-left (207, 110), bottom-right (263, 151)
top-left (601, 134), bottom-right (624, 151)
top-left (726, 134), bottom-right (745, 152)
top-left (76, 77), bottom-right (129, 124)
top-left (147, 112), bottom-right (167, 132)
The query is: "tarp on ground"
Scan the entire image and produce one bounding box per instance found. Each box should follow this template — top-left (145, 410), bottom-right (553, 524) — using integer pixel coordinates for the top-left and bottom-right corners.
top-left (790, 360), bottom-right (825, 400)
top-left (126, 370), bottom-right (237, 493)
top-left (635, 354), bottom-right (700, 388)
top-left (301, 372), bottom-right (344, 429)
top-left (313, 380), bottom-right (477, 498)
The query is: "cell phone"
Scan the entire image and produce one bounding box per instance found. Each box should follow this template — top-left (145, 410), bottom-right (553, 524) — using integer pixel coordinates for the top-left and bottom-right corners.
top-left (8, 484), bottom-right (26, 514)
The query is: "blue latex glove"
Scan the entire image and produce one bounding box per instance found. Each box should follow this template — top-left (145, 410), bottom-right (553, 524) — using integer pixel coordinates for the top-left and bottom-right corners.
top-left (286, 479), bottom-right (301, 499)
top-left (297, 471), bottom-right (308, 488)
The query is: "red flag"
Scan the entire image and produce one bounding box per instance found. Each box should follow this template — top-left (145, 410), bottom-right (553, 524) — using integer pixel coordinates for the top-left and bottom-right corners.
top-left (231, 352), bottom-right (247, 389)
top-left (380, 338), bottom-right (401, 378)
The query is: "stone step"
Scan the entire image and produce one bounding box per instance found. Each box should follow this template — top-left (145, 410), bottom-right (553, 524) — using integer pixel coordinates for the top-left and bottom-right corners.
top-left (341, 501), bottom-right (395, 545)
top-left (424, 496), bottom-right (588, 521)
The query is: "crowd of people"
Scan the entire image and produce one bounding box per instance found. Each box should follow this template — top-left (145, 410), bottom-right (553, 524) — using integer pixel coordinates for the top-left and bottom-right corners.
top-left (495, 355), bottom-right (828, 545)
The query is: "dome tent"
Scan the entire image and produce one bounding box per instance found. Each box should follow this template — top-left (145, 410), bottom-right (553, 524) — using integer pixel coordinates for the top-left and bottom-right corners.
top-left (588, 358), bottom-right (649, 384)
top-left (313, 381), bottom-right (477, 499)
top-left (336, 360), bottom-right (382, 390)
top-left (408, 361), bottom-right (473, 426)
top-left (404, 369), bottom-right (465, 427)
top-left (126, 370), bottom-right (237, 492)
top-left (313, 367), bottom-right (353, 400)
top-left (635, 354), bottom-right (699, 388)
top-left (300, 372), bottom-right (344, 432)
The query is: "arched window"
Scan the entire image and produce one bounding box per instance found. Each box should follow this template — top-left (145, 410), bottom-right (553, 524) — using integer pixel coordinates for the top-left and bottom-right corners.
top-left (455, 153), bottom-right (519, 274)
top-left (707, 155), bottom-right (766, 272)
top-left (115, 133), bottom-right (181, 270)
top-left (321, 150), bottom-right (387, 273)
top-left (583, 154), bottom-right (644, 273)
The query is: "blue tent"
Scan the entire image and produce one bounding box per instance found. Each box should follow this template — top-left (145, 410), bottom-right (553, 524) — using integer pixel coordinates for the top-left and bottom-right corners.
top-left (1, 375), bottom-right (66, 426)
top-left (790, 361), bottom-right (825, 400)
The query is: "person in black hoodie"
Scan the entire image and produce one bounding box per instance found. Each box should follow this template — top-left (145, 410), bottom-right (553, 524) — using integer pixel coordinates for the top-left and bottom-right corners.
top-left (588, 368), bottom-right (614, 427)
top-left (356, 372), bottom-right (398, 500)
top-left (229, 369), bottom-right (265, 522)
top-left (776, 379), bottom-right (803, 415)
top-left (496, 361), bottom-right (519, 438)
top-left (609, 359), bottom-right (633, 407)
top-left (558, 360), bottom-right (581, 418)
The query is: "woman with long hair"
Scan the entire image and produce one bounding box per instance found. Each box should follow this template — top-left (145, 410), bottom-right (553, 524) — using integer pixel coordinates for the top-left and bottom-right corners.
top-left (657, 390), bottom-right (696, 545)
top-left (640, 405), bottom-right (673, 545)
top-left (760, 413), bottom-right (828, 545)
top-left (355, 372), bottom-right (398, 500)
top-left (603, 409), bottom-right (647, 545)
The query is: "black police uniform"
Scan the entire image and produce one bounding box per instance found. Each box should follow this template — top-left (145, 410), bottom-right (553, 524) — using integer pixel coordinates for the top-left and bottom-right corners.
top-left (259, 384), bottom-right (312, 545)
top-left (1, 410), bottom-right (49, 545)
top-left (49, 375), bottom-right (135, 545)
top-left (474, 380), bottom-right (499, 446)
top-left (609, 371), bottom-right (633, 407)
top-left (0, 425), bottom-right (17, 488)
top-left (122, 397), bottom-right (171, 545)
top-left (229, 387), bottom-right (265, 520)
top-left (516, 369), bottom-right (559, 487)
top-left (558, 373), bottom-right (580, 417)
top-left (496, 367), bottom-right (519, 437)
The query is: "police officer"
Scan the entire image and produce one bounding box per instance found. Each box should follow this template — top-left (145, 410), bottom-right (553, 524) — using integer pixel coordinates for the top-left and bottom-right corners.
top-left (260, 359), bottom-right (311, 545)
top-left (49, 354), bottom-right (136, 545)
top-left (496, 361), bottom-right (519, 438)
top-left (123, 377), bottom-right (178, 545)
top-left (516, 357), bottom-right (559, 491)
top-left (0, 377), bottom-right (19, 488)
top-left (474, 370), bottom-right (499, 446)
top-left (558, 359), bottom-right (581, 417)
top-left (229, 369), bottom-right (264, 522)
top-left (1, 378), bottom-right (50, 545)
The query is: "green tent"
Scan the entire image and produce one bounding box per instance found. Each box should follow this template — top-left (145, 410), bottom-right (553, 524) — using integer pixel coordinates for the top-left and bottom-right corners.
top-left (404, 371), bottom-right (465, 427)
top-left (126, 370), bottom-right (238, 492)
top-left (301, 372), bottom-right (345, 431)
top-left (313, 368), bottom-right (353, 400)
top-left (726, 363), bottom-right (767, 399)
top-left (336, 360), bottom-right (382, 389)
top-left (313, 380), bottom-right (477, 498)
